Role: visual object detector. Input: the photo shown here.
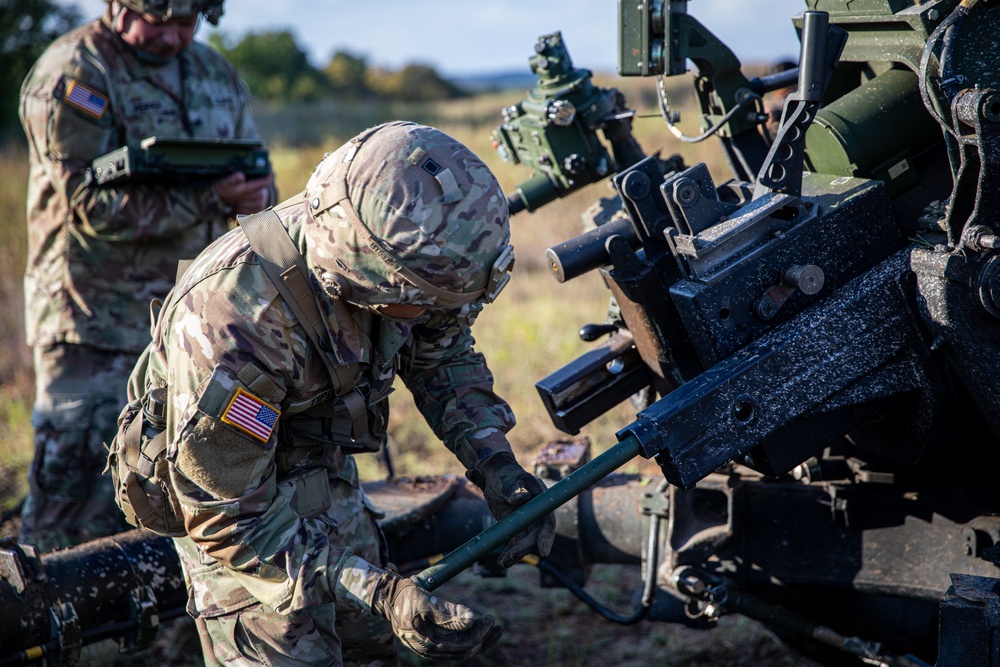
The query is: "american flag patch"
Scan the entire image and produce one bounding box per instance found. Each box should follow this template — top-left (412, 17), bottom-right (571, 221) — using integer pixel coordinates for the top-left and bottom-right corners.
top-left (63, 79), bottom-right (108, 119)
top-left (221, 388), bottom-right (280, 443)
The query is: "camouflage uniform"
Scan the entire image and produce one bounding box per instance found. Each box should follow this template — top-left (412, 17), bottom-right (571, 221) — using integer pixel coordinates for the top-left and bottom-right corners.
top-left (19, 8), bottom-right (266, 550)
top-left (123, 122), bottom-right (535, 665)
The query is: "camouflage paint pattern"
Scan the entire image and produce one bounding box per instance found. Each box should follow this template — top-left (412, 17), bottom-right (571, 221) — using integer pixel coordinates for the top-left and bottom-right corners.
top-left (19, 13), bottom-right (262, 353)
top-left (174, 472), bottom-right (397, 667)
top-left (304, 121), bottom-right (512, 309)
top-left (20, 344), bottom-right (134, 551)
top-left (125, 126), bottom-right (516, 662)
top-left (17, 13), bottom-right (265, 549)
top-left (115, 0), bottom-right (226, 25)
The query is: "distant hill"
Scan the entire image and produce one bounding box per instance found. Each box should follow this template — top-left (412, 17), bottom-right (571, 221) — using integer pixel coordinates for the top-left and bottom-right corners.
top-left (447, 70), bottom-right (537, 93)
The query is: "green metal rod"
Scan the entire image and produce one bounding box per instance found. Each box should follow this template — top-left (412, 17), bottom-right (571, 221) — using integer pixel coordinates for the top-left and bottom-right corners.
top-left (412, 435), bottom-right (644, 591)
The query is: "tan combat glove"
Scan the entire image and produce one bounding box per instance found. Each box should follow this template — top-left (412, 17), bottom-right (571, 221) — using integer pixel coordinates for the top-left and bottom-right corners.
top-left (467, 451), bottom-right (557, 568)
top-left (371, 570), bottom-right (502, 660)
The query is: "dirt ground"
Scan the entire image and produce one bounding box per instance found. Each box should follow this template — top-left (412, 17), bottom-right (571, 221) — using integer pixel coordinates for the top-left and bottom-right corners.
top-left (58, 564), bottom-right (824, 667)
top-left (429, 565), bottom-right (826, 667)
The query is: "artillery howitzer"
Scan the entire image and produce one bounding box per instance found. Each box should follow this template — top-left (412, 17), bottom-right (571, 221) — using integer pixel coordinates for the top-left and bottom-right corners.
top-left (445, 1), bottom-right (1000, 663)
top-left (3, 1), bottom-right (1000, 665)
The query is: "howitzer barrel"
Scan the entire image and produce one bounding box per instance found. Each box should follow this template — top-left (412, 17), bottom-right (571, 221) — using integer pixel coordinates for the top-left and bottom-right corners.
top-left (0, 530), bottom-right (187, 663)
top-left (1, 471), bottom-right (656, 660)
top-left (412, 435), bottom-right (643, 590)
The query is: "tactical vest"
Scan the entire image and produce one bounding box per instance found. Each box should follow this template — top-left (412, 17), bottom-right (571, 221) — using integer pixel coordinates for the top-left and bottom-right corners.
top-left (274, 315), bottom-right (408, 477)
top-left (107, 209), bottom-right (401, 536)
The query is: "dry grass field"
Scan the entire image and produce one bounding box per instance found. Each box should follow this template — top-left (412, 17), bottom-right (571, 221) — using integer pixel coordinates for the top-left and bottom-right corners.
top-left (0, 75), bottom-right (821, 666)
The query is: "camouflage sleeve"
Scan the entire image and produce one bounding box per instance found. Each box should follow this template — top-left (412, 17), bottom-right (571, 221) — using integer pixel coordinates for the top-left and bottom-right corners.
top-left (19, 57), bottom-right (230, 243)
top-left (398, 305), bottom-right (516, 470)
top-left (159, 277), bottom-right (379, 615)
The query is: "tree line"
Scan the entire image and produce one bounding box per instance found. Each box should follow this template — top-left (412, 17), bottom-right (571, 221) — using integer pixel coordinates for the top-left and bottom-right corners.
top-left (0, 0), bottom-right (466, 139)
top-left (208, 32), bottom-right (467, 104)
top-left (0, 0), bottom-right (81, 136)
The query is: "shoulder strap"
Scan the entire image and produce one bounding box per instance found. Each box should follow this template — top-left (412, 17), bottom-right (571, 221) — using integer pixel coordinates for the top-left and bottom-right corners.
top-left (238, 209), bottom-right (358, 396)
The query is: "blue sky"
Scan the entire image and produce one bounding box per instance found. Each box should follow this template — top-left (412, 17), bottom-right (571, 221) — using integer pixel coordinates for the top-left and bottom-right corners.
top-left (65, 1), bottom-right (805, 76)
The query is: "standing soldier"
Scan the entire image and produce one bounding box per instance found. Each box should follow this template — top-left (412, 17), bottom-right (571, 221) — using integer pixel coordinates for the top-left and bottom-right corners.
top-left (110, 121), bottom-right (555, 664)
top-left (18, 0), bottom-right (275, 551)
top-left (763, 60), bottom-right (798, 140)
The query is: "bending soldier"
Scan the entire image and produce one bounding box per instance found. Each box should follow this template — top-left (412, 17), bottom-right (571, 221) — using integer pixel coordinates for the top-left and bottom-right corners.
top-left (18, 0), bottom-right (275, 550)
top-left (113, 121), bottom-right (555, 664)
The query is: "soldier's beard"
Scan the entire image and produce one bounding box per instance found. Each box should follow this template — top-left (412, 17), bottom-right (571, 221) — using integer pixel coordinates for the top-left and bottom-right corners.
top-left (111, 2), bottom-right (191, 67)
top-left (131, 45), bottom-right (186, 66)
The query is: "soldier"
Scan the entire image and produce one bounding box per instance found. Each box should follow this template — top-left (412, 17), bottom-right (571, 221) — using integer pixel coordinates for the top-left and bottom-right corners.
top-left (18, 0), bottom-right (275, 550)
top-left (763, 59), bottom-right (798, 140)
top-left (113, 121), bottom-right (555, 664)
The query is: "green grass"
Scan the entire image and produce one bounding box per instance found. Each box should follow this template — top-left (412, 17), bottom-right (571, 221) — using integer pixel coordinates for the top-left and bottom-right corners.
top-left (0, 143), bottom-right (32, 513)
top-left (0, 74), bottom-right (724, 514)
top-left (0, 76), bottom-right (717, 499)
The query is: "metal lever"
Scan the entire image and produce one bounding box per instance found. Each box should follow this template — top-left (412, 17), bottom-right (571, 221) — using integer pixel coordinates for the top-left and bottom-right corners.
top-left (411, 436), bottom-right (643, 591)
top-left (753, 11), bottom-right (847, 199)
top-left (579, 322), bottom-right (619, 341)
top-left (754, 264), bottom-right (825, 320)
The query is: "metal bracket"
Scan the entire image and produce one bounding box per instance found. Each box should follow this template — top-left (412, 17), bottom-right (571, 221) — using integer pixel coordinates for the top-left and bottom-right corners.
top-left (753, 11), bottom-right (847, 199)
top-left (121, 585), bottom-right (161, 653)
top-left (753, 264), bottom-right (825, 321)
top-left (820, 486), bottom-right (851, 528)
top-left (944, 88), bottom-right (1000, 248)
top-left (51, 602), bottom-right (81, 666)
top-left (936, 574), bottom-right (1000, 667)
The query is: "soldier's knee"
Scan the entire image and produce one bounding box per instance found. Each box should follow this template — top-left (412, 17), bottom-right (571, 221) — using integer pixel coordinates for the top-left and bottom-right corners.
top-left (31, 393), bottom-right (93, 493)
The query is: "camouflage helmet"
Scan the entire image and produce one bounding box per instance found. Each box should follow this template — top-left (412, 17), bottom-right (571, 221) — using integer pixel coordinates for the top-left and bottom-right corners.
top-left (110, 0), bottom-right (224, 25)
top-left (302, 121), bottom-right (514, 310)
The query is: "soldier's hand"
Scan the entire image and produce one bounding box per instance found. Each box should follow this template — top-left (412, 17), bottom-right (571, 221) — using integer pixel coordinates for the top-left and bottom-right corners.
top-left (371, 571), bottom-right (502, 660)
top-left (213, 171), bottom-right (273, 215)
top-left (467, 451), bottom-right (556, 568)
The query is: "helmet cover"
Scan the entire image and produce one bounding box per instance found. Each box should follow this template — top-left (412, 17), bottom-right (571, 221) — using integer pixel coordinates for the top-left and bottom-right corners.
top-left (112, 0), bottom-right (224, 25)
top-left (303, 121), bottom-right (513, 310)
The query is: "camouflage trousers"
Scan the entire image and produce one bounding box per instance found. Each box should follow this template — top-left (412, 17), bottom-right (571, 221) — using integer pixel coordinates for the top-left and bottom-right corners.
top-left (179, 474), bottom-right (399, 667)
top-left (19, 343), bottom-right (133, 551)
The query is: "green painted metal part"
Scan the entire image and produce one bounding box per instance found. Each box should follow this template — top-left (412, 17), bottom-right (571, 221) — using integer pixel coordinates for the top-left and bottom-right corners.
top-left (798, 0), bottom-right (1000, 194)
top-left (801, 0), bottom-right (958, 72)
top-left (804, 67), bottom-right (940, 193)
top-left (492, 32), bottom-right (618, 212)
top-left (411, 435), bottom-right (644, 591)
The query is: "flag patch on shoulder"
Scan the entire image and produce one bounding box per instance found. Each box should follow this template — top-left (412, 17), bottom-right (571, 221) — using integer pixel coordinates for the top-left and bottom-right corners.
top-left (221, 388), bottom-right (280, 443)
top-left (63, 79), bottom-right (108, 119)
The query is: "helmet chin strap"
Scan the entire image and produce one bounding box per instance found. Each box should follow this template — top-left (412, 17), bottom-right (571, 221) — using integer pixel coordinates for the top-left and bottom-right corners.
top-left (131, 47), bottom-right (184, 65)
top-left (110, 0), bottom-right (127, 29)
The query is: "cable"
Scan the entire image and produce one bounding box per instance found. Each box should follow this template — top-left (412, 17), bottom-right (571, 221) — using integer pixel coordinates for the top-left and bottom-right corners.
top-left (918, 2), bottom-right (971, 139)
top-left (656, 75), bottom-right (761, 144)
top-left (938, 13), bottom-right (965, 100)
top-left (530, 480), bottom-right (666, 625)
